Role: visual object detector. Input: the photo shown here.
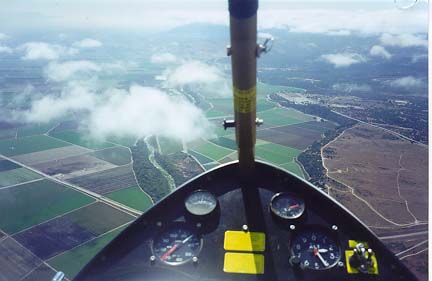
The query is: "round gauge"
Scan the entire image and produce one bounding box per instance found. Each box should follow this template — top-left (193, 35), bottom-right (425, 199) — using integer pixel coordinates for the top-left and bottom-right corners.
top-left (152, 226), bottom-right (202, 265)
top-left (270, 192), bottom-right (305, 220)
top-left (185, 190), bottom-right (217, 216)
top-left (290, 229), bottom-right (341, 270)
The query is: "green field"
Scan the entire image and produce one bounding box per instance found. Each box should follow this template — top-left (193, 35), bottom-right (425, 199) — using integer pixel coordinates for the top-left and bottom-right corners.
top-left (203, 163), bottom-right (220, 170)
top-left (17, 123), bottom-right (57, 137)
top-left (208, 98), bottom-right (233, 114)
top-left (49, 225), bottom-right (128, 280)
top-left (257, 82), bottom-right (306, 98)
top-left (192, 142), bottom-right (234, 161)
top-left (92, 146), bottom-right (131, 165)
top-left (0, 167), bottom-right (42, 187)
top-left (67, 202), bottom-right (134, 235)
top-left (106, 186), bottom-right (153, 212)
top-left (206, 109), bottom-right (227, 118)
top-left (158, 137), bottom-right (183, 155)
top-left (255, 143), bottom-right (301, 165)
top-left (0, 135), bottom-right (70, 156)
top-left (258, 108), bottom-right (309, 127)
top-left (0, 180), bottom-right (95, 234)
top-left (187, 150), bottom-right (214, 165)
top-left (279, 162), bottom-right (304, 178)
top-left (50, 131), bottom-right (114, 150)
top-left (107, 136), bottom-right (138, 147)
top-left (209, 137), bottom-right (237, 150)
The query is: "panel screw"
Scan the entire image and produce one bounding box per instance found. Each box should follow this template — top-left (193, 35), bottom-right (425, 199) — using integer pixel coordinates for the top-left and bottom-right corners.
top-left (196, 223), bottom-right (202, 228)
top-left (242, 225), bottom-right (248, 232)
top-left (332, 225), bottom-right (338, 231)
top-left (338, 261), bottom-right (344, 268)
top-left (290, 225), bottom-right (296, 230)
top-left (192, 256), bottom-right (199, 263)
top-left (150, 255), bottom-right (156, 262)
top-left (156, 221), bottom-right (162, 227)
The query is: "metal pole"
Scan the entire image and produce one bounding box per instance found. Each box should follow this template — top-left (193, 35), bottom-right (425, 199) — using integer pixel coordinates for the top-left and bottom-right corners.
top-left (228, 0), bottom-right (258, 176)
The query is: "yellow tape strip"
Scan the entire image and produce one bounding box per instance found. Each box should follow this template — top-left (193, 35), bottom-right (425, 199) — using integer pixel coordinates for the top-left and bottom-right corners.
top-left (233, 86), bottom-right (256, 113)
top-left (224, 231), bottom-right (265, 252)
top-left (224, 253), bottom-right (265, 274)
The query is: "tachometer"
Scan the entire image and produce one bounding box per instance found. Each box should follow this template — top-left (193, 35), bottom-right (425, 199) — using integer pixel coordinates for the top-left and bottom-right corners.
top-left (152, 226), bottom-right (202, 265)
top-left (270, 192), bottom-right (305, 220)
top-left (290, 229), bottom-right (341, 270)
top-left (185, 190), bottom-right (217, 216)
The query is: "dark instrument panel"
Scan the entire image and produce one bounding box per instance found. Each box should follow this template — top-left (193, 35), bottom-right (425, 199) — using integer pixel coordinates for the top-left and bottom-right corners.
top-left (75, 161), bottom-right (418, 281)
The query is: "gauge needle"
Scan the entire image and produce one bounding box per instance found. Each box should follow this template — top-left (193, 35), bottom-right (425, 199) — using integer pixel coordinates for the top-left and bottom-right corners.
top-left (160, 235), bottom-right (193, 261)
top-left (313, 247), bottom-right (329, 267)
top-left (288, 204), bottom-right (299, 210)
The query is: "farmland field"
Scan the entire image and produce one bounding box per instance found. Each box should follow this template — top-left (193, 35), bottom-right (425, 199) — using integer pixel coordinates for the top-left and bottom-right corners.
top-left (257, 126), bottom-right (322, 150)
top-left (209, 137), bottom-right (237, 150)
top-left (17, 123), bottom-right (57, 137)
top-left (107, 186), bottom-right (153, 211)
top-left (0, 159), bottom-right (20, 172)
top-left (0, 179), bottom-right (95, 234)
top-left (33, 154), bottom-right (115, 178)
top-left (279, 162), bottom-right (304, 178)
top-left (48, 225), bottom-right (128, 280)
top-left (0, 167), bottom-right (42, 187)
top-left (0, 135), bottom-right (70, 157)
top-left (192, 142), bottom-right (234, 161)
top-left (294, 121), bottom-right (337, 133)
top-left (13, 202), bottom-right (133, 260)
top-left (258, 108), bottom-right (312, 127)
top-left (187, 150), bottom-right (215, 165)
top-left (255, 143), bottom-right (301, 165)
top-left (50, 131), bottom-right (114, 150)
top-left (68, 164), bottom-right (137, 194)
top-left (21, 264), bottom-right (56, 281)
top-left (0, 237), bottom-right (42, 281)
top-left (91, 146), bottom-right (132, 165)
top-left (12, 146), bottom-right (90, 166)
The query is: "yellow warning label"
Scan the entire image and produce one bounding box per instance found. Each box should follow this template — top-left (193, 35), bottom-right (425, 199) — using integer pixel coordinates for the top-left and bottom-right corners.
top-left (233, 86), bottom-right (256, 113)
top-left (224, 253), bottom-right (264, 274)
top-left (224, 230), bottom-right (265, 252)
top-left (345, 250), bottom-right (379, 275)
top-left (348, 240), bottom-right (369, 249)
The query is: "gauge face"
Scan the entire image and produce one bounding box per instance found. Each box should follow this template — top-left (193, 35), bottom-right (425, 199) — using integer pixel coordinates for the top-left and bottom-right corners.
top-left (291, 229), bottom-right (341, 270)
top-left (185, 190), bottom-right (217, 216)
top-left (270, 192), bottom-right (305, 220)
top-left (152, 226), bottom-right (202, 265)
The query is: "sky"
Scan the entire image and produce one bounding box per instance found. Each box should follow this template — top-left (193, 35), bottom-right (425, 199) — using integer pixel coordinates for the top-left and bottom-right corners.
top-left (0, 0), bottom-right (429, 34)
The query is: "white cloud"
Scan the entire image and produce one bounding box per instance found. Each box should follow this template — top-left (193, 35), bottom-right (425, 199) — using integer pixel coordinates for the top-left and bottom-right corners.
top-left (88, 85), bottom-right (211, 142)
top-left (74, 38), bottom-right (102, 48)
top-left (388, 76), bottom-right (424, 89)
top-left (21, 82), bottom-right (211, 142)
top-left (20, 42), bottom-right (78, 60)
top-left (380, 33), bottom-right (428, 48)
top-left (326, 30), bottom-right (351, 36)
top-left (411, 53), bottom-right (427, 63)
top-left (332, 83), bottom-right (371, 93)
top-left (23, 82), bottom-right (96, 123)
top-left (0, 33), bottom-right (7, 40)
top-left (320, 53), bottom-right (366, 68)
top-left (164, 61), bottom-right (230, 97)
top-left (0, 45), bottom-right (12, 54)
top-left (369, 45), bottom-right (392, 59)
top-left (150, 53), bottom-right (177, 64)
top-left (44, 61), bottom-right (101, 82)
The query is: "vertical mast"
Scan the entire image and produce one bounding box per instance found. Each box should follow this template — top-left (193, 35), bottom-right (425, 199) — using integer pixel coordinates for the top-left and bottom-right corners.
top-left (228, 0), bottom-right (258, 176)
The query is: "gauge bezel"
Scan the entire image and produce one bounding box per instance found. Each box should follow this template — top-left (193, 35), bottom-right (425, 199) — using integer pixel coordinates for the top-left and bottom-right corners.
top-left (270, 192), bottom-right (306, 220)
top-left (151, 223), bottom-right (204, 266)
top-left (289, 226), bottom-right (341, 270)
top-left (184, 189), bottom-right (218, 216)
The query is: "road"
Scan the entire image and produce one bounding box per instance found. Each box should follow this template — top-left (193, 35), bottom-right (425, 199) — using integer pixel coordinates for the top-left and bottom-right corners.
top-left (1, 153), bottom-right (142, 217)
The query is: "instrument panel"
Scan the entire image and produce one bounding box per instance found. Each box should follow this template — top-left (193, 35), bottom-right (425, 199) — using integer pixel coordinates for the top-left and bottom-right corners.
top-left (75, 161), bottom-right (417, 281)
